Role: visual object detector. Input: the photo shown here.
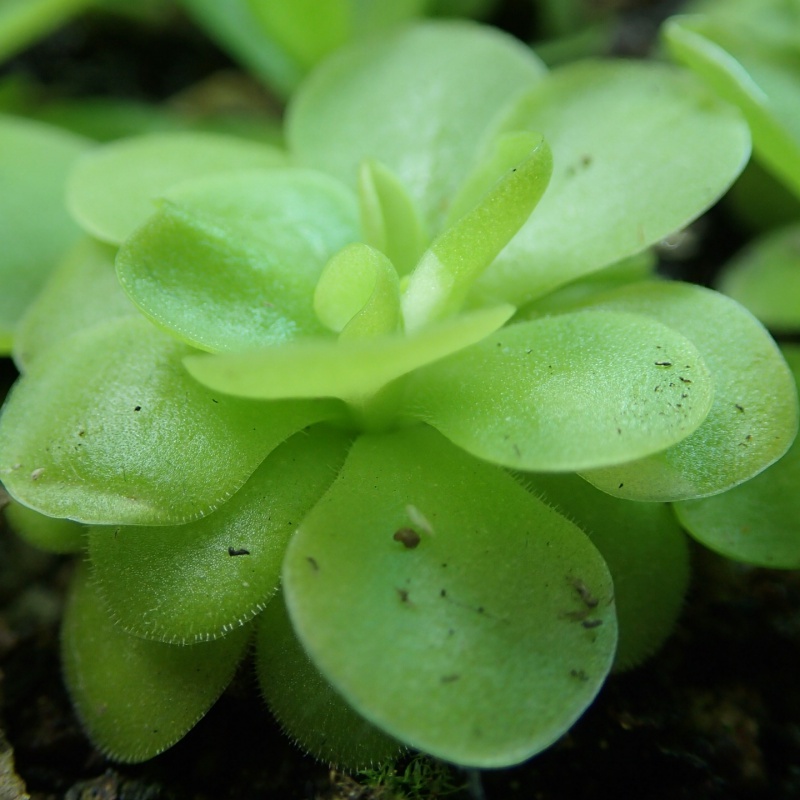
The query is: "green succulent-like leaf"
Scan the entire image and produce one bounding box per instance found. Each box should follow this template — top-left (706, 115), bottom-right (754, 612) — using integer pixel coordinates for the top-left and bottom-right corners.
top-left (62, 561), bottom-right (250, 762)
top-left (256, 590), bottom-right (404, 769)
top-left (183, 305), bottom-right (514, 406)
top-left (674, 345), bottom-right (800, 568)
top-left (178, 0), bottom-right (302, 97)
top-left (89, 425), bottom-right (351, 644)
top-left (523, 472), bottom-right (689, 671)
top-left (405, 310), bottom-right (714, 472)
top-left (314, 243), bottom-right (402, 339)
top-left (665, 15), bottom-right (800, 199)
top-left (357, 159), bottom-right (427, 276)
top-left (579, 282), bottom-right (799, 500)
top-left (473, 59), bottom-right (751, 306)
top-left (283, 425), bottom-right (616, 768)
top-left (716, 224), bottom-right (800, 331)
top-left (0, 114), bottom-right (90, 352)
top-left (116, 169), bottom-right (360, 353)
top-left (288, 21), bottom-right (547, 235)
top-left (67, 131), bottom-right (287, 245)
top-left (4, 499), bottom-right (84, 554)
top-left (0, 317), bottom-right (340, 525)
top-left (402, 133), bottom-right (552, 331)
top-left (13, 238), bottom-right (137, 371)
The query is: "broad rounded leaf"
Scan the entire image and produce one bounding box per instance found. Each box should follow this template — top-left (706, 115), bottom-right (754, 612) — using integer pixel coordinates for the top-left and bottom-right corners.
top-left (0, 114), bottom-right (90, 351)
top-left (67, 131), bottom-right (287, 244)
top-left (674, 345), bottom-right (800, 567)
top-left (283, 426), bottom-right (616, 768)
top-left (62, 562), bottom-right (250, 762)
top-left (406, 310), bottom-right (714, 472)
top-left (0, 317), bottom-right (340, 525)
top-left (665, 16), bottom-right (800, 199)
top-left (580, 282), bottom-right (799, 500)
top-left (256, 590), bottom-right (403, 769)
top-left (184, 304), bottom-right (514, 403)
top-left (116, 169), bottom-right (360, 353)
top-left (473, 59), bottom-right (751, 306)
top-left (288, 21), bottom-right (547, 235)
top-left (716, 224), bottom-right (800, 331)
top-left (13, 237), bottom-right (137, 371)
top-left (89, 426), bottom-right (351, 643)
top-left (522, 472), bottom-right (689, 671)
top-left (4, 499), bottom-right (84, 554)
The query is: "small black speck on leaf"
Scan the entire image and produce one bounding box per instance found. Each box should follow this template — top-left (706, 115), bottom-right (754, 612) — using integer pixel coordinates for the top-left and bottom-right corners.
top-left (228, 547), bottom-right (250, 556)
top-left (306, 556), bottom-right (319, 571)
top-left (735, 404), bottom-right (745, 413)
top-left (654, 361), bottom-right (673, 367)
top-left (134, 405), bottom-right (141, 411)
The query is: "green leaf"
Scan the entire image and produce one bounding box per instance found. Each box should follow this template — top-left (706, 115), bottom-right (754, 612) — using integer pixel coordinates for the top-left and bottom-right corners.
top-left (288, 21), bottom-right (547, 235)
top-left (401, 134), bottom-right (552, 331)
top-left (4, 499), bottom-right (84, 554)
top-left (521, 473), bottom-right (689, 671)
top-left (579, 282), bottom-right (799, 500)
top-left (0, 0), bottom-right (93, 62)
top-left (13, 238), bottom-right (137, 371)
top-left (405, 310), bottom-right (714, 472)
top-left (358, 159), bottom-right (427, 276)
top-left (67, 131), bottom-right (287, 245)
top-left (0, 317), bottom-right (340, 525)
top-left (62, 561), bottom-right (250, 763)
top-left (314, 243), bottom-right (402, 340)
top-left (0, 114), bottom-right (90, 352)
top-left (664, 15), bottom-right (800, 199)
top-left (178, 0), bottom-right (302, 97)
top-left (116, 169), bottom-right (360, 353)
top-left (89, 425), bottom-right (351, 644)
top-left (716, 224), bottom-right (800, 331)
top-left (674, 345), bottom-right (800, 568)
top-left (283, 426), bottom-right (616, 768)
top-left (183, 305), bottom-right (514, 405)
top-left (473, 59), bottom-right (751, 306)
top-left (256, 590), bottom-right (404, 769)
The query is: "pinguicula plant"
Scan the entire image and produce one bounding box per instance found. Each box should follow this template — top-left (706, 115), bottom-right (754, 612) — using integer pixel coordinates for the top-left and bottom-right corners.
top-left (1, 16), bottom-right (799, 771)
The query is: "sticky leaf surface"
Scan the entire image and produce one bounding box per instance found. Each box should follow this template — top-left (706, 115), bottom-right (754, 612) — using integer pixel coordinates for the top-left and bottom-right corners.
top-left (116, 170), bottom-right (360, 353)
top-left (283, 426), bottom-right (616, 767)
top-left (406, 310), bottom-right (713, 471)
top-left (0, 317), bottom-right (339, 525)
top-left (62, 562), bottom-right (250, 762)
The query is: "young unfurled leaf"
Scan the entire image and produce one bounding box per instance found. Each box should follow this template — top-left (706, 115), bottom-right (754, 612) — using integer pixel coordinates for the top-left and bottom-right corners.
top-left (256, 590), bottom-right (404, 769)
top-left (67, 131), bottom-right (287, 244)
top-left (0, 114), bottom-right (90, 352)
top-left (62, 562), bottom-right (250, 762)
top-left (358, 159), bottom-right (427, 275)
top-left (314, 243), bottom-right (402, 339)
top-left (473, 59), bottom-right (751, 306)
top-left (401, 134), bottom-right (552, 331)
top-left (716, 224), bottom-right (800, 331)
top-left (579, 282), bottom-right (799, 500)
top-left (89, 426), bottom-right (351, 643)
top-left (116, 169), bottom-right (360, 353)
top-left (522, 472), bottom-right (689, 671)
top-left (183, 305), bottom-right (514, 405)
top-left (13, 238), bottom-right (137, 371)
top-left (0, 317), bottom-right (340, 525)
top-left (405, 310), bottom-right (714, 472)
top-left (283, 425), bottom-right (616, 768)
top-left (288, 21), bottom-right (547, 235)
top-left (674, 345), bottom-right (800, 568)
